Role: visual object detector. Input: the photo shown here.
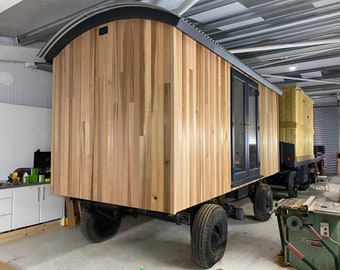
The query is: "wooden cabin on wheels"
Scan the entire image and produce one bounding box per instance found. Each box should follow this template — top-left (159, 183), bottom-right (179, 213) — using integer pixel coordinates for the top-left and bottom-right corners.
top-left (39, 3), bottom-right (281, 268)
top-left (267, 85), bottom-right (324, 198)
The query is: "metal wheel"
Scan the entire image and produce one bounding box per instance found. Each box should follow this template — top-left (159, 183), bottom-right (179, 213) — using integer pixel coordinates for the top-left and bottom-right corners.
top-left (80, 209), bottom-right (121, 243)
top-left (191, 204), bottom-right (228, 269)
top-left (253, 183), bottom-right (273, 221)
top-left (287, 171), bottom-right (298, 198)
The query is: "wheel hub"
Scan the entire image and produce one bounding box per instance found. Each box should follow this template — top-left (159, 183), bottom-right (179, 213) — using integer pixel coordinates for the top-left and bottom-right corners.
top-left (211, 224), bottom-right (222, 251)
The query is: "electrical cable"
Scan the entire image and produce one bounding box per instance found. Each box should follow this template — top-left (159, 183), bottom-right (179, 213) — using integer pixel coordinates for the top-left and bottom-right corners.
top-left (328, 236), bottom-right (340, 246)
top-left (308, 225), bottom-right (339, 270)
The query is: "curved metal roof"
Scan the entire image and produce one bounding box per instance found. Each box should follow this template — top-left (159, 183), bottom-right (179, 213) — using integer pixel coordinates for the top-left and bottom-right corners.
top-left (38, 2), bottom-right (282, 95)
top-left (1, 0), bottom-right (340, 105)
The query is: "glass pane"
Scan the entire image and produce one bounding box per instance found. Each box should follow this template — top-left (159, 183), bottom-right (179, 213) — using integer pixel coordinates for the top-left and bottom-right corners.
top-left (233, 78), bottom-right (245, 172)
top-left (248, 86), bottom-right (257, 169)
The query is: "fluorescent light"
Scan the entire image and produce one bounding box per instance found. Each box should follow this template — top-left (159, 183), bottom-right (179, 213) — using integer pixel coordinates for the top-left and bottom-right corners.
top-left (0, 0), bottom-right (23, 13)
top-left (289, 64), bottom-right (297, 71)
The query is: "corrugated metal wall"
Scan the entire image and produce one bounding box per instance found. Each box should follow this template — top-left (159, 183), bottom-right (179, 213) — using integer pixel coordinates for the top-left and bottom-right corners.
top-left (314, 106), bottom-right (339, 175)
top-left (0, 62), bottom-right (51, 108)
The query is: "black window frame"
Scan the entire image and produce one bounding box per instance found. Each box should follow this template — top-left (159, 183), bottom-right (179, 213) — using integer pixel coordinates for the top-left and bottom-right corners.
top-left (231, 68), bottom-right (260, 187)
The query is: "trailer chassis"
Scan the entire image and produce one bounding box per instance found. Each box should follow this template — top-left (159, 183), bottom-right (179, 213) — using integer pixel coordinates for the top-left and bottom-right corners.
top-left (79, 181), bottom-right (272, 269)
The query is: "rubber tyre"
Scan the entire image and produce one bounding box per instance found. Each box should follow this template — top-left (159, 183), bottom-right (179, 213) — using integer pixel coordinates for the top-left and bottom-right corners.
top-left (235, 207), bottom-right (244, 220)
top-left (286, 171), bottom-right (298, 198)
top-left (80, 209), bottom-right (121, 243)
top-left (191, 204), bottom-right (228, 269)
top-left (310, 171), bottom-right (316, 184)
top-left (298, 176), bottom-right (311, 191)
top-left (253, 184), bottom-right (273, 221)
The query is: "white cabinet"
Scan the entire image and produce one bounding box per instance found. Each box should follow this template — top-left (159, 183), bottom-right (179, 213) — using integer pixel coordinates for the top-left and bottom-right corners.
top-left (12, 186), bottom-right (40, 229)
top-left (12, 184), bottom-right (64, 230)
top-left (40, 185), bottom-right (64, 223)
top-left (0, 188), bottom-right (13, 232)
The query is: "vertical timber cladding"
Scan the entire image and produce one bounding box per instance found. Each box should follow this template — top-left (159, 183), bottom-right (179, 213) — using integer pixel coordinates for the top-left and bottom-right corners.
top-left (51, 18), bottom-right (279, 214)
top-left (52, 19), bottom-right (176, 212)
top-left (279, 85), bottom-right (314, 161)
top-left (51, 29), bottom-right (96, 201)
top-left (258, 84), bottom-right (280, 178)
top-left (172, 32), bottom-right (231, 213)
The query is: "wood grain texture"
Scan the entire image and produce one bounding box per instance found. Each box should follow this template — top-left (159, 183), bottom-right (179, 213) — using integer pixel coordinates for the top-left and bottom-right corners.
top-left (258, 84), bottom-right (280, 177)
top-left (51, 19), bottom-right (279, 214)
top-left (279, 85), bottom-right (314, 161)
top-left (170, 31), bottom-right (232, 213)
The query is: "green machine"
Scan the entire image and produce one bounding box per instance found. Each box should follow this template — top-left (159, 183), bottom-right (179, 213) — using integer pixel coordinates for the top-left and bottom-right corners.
top-left (276, 196), bottom-right (340, 270)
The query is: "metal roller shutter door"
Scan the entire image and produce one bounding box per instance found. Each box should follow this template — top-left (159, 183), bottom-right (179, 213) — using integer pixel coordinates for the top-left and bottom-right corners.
top-left (314, 106), bottom-right (339, 175)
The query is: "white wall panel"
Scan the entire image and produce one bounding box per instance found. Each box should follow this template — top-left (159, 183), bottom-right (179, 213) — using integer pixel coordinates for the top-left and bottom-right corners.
top-left (0, 61), bottom-right (51, 108)
top-left (0, 103), bottom-right (51, 180)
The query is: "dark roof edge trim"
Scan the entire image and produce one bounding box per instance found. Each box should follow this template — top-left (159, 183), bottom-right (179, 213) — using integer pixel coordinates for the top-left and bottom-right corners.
top-left (38, 3), bottom-right (180, 63)
top-left (38, 3), bottom-right (282, 95)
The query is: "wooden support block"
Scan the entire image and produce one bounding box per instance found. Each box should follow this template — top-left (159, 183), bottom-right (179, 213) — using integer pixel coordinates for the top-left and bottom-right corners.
top-left (65, 197), bottom-right (76, 229)
top-left (0, 262), bottom-right (17, 270)
top-left (77, 200), bottom-right (82, 216)
top-left (0, 220), bottom-right (61, 243)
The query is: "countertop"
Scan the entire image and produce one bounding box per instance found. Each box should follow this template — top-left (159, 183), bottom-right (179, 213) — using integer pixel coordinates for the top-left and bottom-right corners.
top-left (0, 180), bottom-right (50, 190)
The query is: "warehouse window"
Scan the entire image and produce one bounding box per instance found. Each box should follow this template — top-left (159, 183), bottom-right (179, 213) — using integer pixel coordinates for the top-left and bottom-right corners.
top-left (231, 68), bottom-right (259, 186)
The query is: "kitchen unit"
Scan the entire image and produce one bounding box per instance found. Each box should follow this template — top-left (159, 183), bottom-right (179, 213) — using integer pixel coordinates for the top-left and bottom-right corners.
top-left (0, 188), bottom-right (13, 232)
top-left (0, 183), bottom-right (64, 233)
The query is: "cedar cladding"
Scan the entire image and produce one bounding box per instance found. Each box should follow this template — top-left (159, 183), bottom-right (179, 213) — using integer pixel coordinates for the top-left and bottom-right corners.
top-left (51, 19), bottom-right (279, 214)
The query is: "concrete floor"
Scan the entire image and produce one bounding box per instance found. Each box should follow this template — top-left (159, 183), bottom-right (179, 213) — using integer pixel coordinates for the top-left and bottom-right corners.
top-left (1, 176), bottom-right (339, 270)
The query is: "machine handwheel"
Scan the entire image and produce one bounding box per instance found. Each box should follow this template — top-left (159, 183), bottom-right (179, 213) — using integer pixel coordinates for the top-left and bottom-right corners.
top-left (80, 209), bottom-right (121, 243)
top-left (253, 183), bottom-right (273, 221)
top-left (191, 204), bottom-right (228, 269)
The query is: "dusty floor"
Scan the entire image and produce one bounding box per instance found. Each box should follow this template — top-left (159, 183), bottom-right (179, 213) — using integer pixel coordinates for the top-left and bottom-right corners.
top-left (1, 176), bottom-right (339, 270)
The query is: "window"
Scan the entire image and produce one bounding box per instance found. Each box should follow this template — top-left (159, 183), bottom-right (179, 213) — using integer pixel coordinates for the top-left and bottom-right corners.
top-left (231, 68), bottom-right (260, 186)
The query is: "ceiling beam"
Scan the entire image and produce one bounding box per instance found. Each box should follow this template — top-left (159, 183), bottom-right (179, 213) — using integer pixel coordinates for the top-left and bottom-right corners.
top-left (306, 89), bottom-right (340, 96)
top-left (255, 55), bottom-right (340, 76)
top-left (0, 44), bottom-right (42, 62)
top-left (17, 0), bottom-right (111, 45)
top-left (262, 74), bottom-right (340, 85)
top-left (182, 0), bottom-right (235, 16)
top-left (241, 43), bottom-right (339, 65)
top-left (197, 0), bottom-right (312, 32)
top-left (229, 39), bottom-right (340, 54)
top-left (219, 19), bottom-right (340, 49)
top-left (173, 0), bottom-right (200, 16)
